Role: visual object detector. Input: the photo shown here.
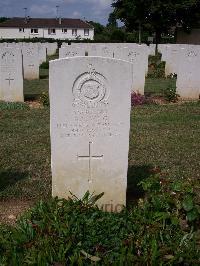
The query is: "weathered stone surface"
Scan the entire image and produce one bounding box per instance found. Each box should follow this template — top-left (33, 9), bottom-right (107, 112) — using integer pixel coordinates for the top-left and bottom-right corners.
top-left (0, 48), bottom-right (23, 102)
top-left (114, 47), bottom-right (147, 94)
top-left (38, 44), bottom-right (47, 64)
top-left (50, 56), bottom-right (133, 211)
top-left (46, 43), bottom-right (58, 56)
top-left (22, 45), bottom-right (40, 80)
top-left (59, 46), bottom-right (85, 58)
top-left (176, 46), bottom-right (200, 99)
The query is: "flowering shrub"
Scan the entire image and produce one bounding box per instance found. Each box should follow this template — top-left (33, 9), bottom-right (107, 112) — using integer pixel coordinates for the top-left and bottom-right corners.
top-left (131, 91), bottom-right (147, 106)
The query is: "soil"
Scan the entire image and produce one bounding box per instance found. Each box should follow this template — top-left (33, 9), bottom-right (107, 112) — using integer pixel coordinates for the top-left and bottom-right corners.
top-left (0, 199), bottom-right (35, 226)
top-left (26, 101), bottom-right (43, 109)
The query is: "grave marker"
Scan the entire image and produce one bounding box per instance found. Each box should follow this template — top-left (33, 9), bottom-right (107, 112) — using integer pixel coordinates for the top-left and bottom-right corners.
top-left (176, 46), bottom-right (200, 99)
top-left (22, 45), bottom-right (39, 80)
top-left (0, 48), bottom-right (23, 102)
top-left (50, 56), bottom-right (133, 211)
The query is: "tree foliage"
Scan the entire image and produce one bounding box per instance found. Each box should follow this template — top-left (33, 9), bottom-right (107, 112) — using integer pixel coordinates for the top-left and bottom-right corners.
top-left (0, 17), bottom-right (8, 23)
top-left (111, 0), bottom-right (200, 43)
top-left (107, 12), bottom-right (118, 28)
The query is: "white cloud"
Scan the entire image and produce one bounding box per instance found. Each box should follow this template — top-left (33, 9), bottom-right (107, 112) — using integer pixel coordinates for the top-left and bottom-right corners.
top-left (30, 4), bottom-right (57, 16)
top-left (72, 10), bottom-right (81, 17)
top-left (85, 0), bottom-right (112, 9)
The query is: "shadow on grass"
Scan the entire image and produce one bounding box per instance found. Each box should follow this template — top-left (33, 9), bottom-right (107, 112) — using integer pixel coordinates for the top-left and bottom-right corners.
top-left (39, 75), bottom-right (49, 79)
top-left (127, 165), bottom-right (153, 205)
top-left (24, 94), bottom-right (40, 101)
top-left (0, 171), bottom-right (28, 192)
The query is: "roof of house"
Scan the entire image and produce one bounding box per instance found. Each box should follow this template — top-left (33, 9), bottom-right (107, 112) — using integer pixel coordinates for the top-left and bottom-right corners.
top-left (0, 17), bottom-right (94, 29)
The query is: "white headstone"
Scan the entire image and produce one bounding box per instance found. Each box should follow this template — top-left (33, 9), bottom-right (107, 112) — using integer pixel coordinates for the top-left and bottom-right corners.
top-left (46, 43), bottom-right (58, 56)
top-left (114, 47), bottom-right (147, 94)
top-left (22, 45), bottom-right (40, 80)
top-left (88, 45), bottom-right (113, 58)
top-left (59, 47), bottom-right (85, 58)
top-left (50, 56), bottom-right (133, 211)
top-left (0, 48), bottom-right (23, 102)
top-left (38, 44), bottom-right (47, 64)
top-left (176, 47), bottom-right (200, 99)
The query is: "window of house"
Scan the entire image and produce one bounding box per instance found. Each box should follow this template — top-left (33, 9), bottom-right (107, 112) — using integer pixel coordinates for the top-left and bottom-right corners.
top-left (48, 28), bottom-right (56, 35)
top-left (72, 29), bottom-right (77, 36)
top-left (31, 29), bottom-right (38, 34)
top-left (84, 29), bottom-right (89, 36)
top-left (19, 28), bottom-right (24, 32)
top-left (62, 28), bottom-right (67, 34)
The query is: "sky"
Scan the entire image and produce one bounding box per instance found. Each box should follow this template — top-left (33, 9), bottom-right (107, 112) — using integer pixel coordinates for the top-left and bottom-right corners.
top-left (0, 0), bottom-right (113, 25)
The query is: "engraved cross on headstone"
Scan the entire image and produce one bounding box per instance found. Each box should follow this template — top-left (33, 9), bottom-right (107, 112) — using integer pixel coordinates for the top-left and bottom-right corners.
top-left (5, 73), bottom-right (14, 86)
top-left (77, 141), bottom-right (103, 183)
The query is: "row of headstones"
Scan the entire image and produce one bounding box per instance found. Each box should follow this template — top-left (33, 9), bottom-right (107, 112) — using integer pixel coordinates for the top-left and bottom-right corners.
top-left (158, 44), bottom-right (200, 99)
top-left (60, 43), bottom-right (200, 99)
top-left (59, 43), bottom-right (156, 95)
top-left (0, 42), bottom-right (57, 102)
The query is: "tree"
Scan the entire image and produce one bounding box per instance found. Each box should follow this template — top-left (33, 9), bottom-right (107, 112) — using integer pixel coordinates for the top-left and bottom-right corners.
top-left (112, 0), bottom-right (148, 44)
top-left (110, 28), bottom-right (126, 41)
top-left (0, 17), bottom-right (8, 23)
top-left (87, 21), bottom-right (105, 35)
top-left (111, 0), bottom-right (200, 48)
top-left (107, 13), bottom-right (118, 28)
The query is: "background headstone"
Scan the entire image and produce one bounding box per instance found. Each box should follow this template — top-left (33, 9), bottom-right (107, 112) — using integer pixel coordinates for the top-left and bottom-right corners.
top-left (0, 48), bottom-right (23, 102)
top-left (59, 47), bottom-right (85, 58)
top-left (22, 45), bottom-right (40, 80)
top-left (176, 46), bottom-right (200, 99)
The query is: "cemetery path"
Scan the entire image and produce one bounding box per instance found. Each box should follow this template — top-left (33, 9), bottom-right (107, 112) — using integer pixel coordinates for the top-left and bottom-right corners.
top-left (0, 199), bottom-right (35, 226)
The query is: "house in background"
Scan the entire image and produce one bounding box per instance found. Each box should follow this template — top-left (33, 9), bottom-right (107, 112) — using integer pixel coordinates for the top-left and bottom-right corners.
top-left (0, 17), bottom-right (94, 40)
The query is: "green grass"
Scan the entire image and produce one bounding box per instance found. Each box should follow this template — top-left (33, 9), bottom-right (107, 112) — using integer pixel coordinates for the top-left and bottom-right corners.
top-left (0, 108), bottom-right (51, 200)
top-left (0, 51), bottom-right (199, 265)
top-left (145, 77), bottom-right (177, 96)
top-left (24, 79), bottom-right (49, 100)
top-left (145, 53), bottom-right (177, 96)
top-left (47, 51), bottom-right (59, 62)
top-left (0, 103), bottom-right (199, 201)
top-left (129, 103), bottom-right (200, 177)
top-left (39, 68), bottom-right (49, 79)
top-left (23, 52), bottom-right (57, 99)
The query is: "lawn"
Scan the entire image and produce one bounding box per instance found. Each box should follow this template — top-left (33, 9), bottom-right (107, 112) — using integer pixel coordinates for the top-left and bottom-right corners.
top-left (0, 53), bottom-right (199, 264)
top-left (23, 52), bottom-right (58, 100)
top-left (0, 102), bottom-right (199, 264)
top-left (145, 77), bottom-right (176, 96)
top-left (1, 51), bottom-right (199, 201)
top-left (0, 103), bottom-right (199, 202)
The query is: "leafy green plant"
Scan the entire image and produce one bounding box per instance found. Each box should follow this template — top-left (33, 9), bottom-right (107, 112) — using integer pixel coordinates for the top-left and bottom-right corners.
top-left (164, 87), bottom-right (180, 102)
top-left (182, 194), bottom-right (200, 222)
top-left (0, 101), bottom-right (29, 110)
top-left (0, 185), bottom-right (199, 265)
top-left (39, 92), bottom-right (49, 107)
top-left (140, 174), bottom-right (200, 227)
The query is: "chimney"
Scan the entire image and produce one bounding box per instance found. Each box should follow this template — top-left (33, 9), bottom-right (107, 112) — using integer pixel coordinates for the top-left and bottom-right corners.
top-left (59, 17), bottom-right (62, 25)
